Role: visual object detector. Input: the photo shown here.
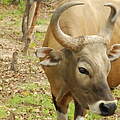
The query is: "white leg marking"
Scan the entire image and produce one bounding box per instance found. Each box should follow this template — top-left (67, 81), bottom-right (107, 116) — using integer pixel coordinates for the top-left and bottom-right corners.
top-left (76, 116), bottom-right (84, 120)
top-left (57, 111), bottom-right (68, 120)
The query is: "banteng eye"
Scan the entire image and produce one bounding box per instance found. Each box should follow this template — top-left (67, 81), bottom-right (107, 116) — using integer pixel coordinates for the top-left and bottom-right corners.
top-left (78, 67), bottom-right (89, 75)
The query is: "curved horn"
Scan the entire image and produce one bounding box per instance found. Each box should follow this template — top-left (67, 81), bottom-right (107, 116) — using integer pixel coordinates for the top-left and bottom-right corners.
top-left (100, 3), bottom-right (120, 43)
top-left (50, 1), bottom-right (84, 50)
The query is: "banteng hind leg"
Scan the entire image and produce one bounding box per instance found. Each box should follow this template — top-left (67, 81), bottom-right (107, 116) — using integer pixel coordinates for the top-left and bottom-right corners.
top-left (74, 100), bottom-right (86, 120)
top-left (52, 94), bottom-right (71, 120)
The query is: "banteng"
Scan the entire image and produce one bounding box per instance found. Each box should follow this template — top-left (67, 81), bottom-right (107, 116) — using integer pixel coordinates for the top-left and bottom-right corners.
top-left (36, 0), bottom-right (120, 120)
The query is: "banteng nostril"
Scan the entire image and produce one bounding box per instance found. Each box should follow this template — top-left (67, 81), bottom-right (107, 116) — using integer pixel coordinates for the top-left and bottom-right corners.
top-left (99, 103), bottom-right (117, 116)
top-left (99, 103), bottom-right (109, 116)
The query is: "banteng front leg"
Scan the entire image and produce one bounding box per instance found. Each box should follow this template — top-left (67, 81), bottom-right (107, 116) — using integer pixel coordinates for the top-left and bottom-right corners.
top-left (74, 100), bottom-right (86, 120)
top-left (52, 94), bottom-right (69, 120)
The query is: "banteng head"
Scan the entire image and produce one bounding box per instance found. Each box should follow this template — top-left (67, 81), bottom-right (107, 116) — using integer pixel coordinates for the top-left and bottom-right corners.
top-left (36, 1), bottom-right (120, 116)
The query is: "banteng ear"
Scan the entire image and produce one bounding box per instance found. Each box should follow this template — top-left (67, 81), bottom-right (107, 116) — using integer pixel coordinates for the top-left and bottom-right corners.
top-left (35, 47), bottom-right (63, 66)
top-left (108, 44), bottom-right (120, 61)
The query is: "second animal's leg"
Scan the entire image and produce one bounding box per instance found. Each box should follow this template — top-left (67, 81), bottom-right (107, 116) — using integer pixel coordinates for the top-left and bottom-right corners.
top-left (52, 94), bottom-right (70, 120)
top-left (23, 0), bottom-right (41, 55)
top-left (74, 100), bottom-right (86, 120)
top-left (22, 0), bottom-right (29, 37)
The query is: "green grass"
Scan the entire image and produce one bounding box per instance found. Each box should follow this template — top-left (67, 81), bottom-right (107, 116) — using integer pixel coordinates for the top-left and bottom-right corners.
top-left (20, 83), bottom-right (39, 90)
top-left (0, 0), bottom-right (25, 17)
top-left (37, 18), bottom-right (50, 25)
top-left (0, 0), bottom-right (11, 4)
top-left (0, 108), bottom-right (8, 119)
top-left (29, 42), bottom-right (37, 48)
top-left (0, 14), bottom-right (4, 20)
top-left (0, 82), bottom-right (119, 120)
top-left (86, 112), bottom-right (101, 120)
top-left (68, 102), bottom-right (74, 119)
top-left (0, 0), bottom-right (25, 8)
top-left (4, 83), bottom-right (56, 119)
top-left (35, 32), bottom-right (45, 41)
